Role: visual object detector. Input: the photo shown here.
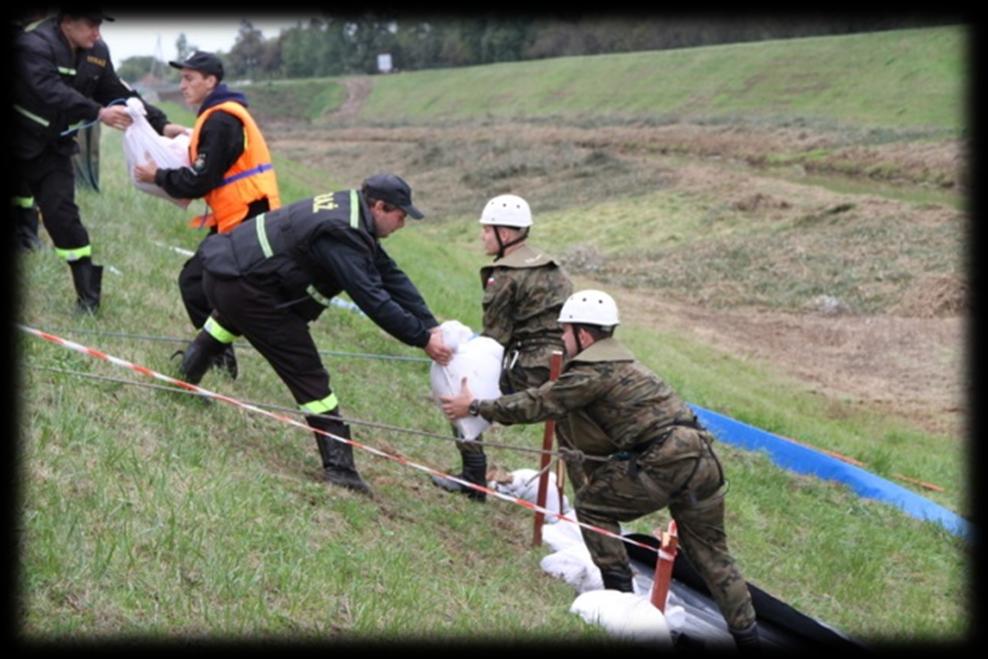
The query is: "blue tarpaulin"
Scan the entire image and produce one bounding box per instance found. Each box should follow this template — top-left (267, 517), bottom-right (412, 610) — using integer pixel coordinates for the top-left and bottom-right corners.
top-left (690, 404), bottom-right (970, 539)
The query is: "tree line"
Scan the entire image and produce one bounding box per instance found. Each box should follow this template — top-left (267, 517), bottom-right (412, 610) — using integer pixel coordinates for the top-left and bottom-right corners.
top-left (118, 14), bottom-right (957, 83)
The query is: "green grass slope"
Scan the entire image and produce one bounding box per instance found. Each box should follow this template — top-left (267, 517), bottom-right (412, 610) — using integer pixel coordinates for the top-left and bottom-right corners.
top-left (15, 26), bottom-right (969, 643)
top-left (354, 26), bottom-right (964, 133)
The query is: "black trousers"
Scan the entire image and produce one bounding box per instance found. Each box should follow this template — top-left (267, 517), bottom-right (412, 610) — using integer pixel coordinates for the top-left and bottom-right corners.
top-left (16, 151), bottom-right (89, 252)
top-left (201, 270), bottom-right (332, 407)
top-left (13, 180), bottom-right (41, 250)
top-left (179, 201), bottom-right (269, 330)
top-left (178, 248), bottom-right (212, 330)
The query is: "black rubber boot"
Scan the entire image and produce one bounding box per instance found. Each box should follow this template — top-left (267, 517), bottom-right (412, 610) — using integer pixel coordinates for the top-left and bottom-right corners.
top-left (212, 344), bottom-right (238, 379)
top-left (431, 450), bottom-right (487, 502)
top-left (312, 416), bottom-right (372, 496)
top-left (69, 258), bottom-right (103, 314)
top-left (730, 622), bottom-right (761, 652)
top-left (176, 332), bottom-right (226, 385)
top-left (600, 568), bottom-right (635, 593)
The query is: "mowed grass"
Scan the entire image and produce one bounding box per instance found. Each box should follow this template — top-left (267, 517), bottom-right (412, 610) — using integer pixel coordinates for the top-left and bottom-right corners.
top-left (354, 26), bottom-right (964, 133)
top-left (16, 28), bottom-right (969, 644)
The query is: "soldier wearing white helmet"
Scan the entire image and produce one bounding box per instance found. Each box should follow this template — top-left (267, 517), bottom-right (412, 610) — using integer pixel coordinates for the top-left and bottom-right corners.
top-left (440, 289), bottom-right (760, 650)
top-left (431, 193), bottom-right (573, 501)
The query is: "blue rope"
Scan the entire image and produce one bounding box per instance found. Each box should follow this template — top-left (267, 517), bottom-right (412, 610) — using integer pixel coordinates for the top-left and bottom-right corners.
top-left (60, 97), bottom-right (128, 137)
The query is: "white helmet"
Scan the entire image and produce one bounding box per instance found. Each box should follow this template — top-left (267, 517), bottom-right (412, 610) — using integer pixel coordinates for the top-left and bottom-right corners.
top-left (558, 289), bottom-right (620, 327)
top-left (479, 194), bottom-right (532, 228)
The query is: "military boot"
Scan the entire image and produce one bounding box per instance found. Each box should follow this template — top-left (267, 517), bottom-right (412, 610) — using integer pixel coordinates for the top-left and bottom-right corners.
top-left (69, 258), bottom-right (103, 314)
top-left (175, 332), bottom-right (226, 385)
top-left (312, 417), bottom-right (372, 496)
top-left (730, 622), bottom-right (761, 652)
top-left (431, 450), bottom-right (487, 502)
top-left (600, 568), bottom-right (635, 593)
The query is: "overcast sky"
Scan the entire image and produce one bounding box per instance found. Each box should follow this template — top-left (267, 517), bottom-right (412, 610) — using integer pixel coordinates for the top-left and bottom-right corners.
top-left (99, 14), bottom-right (317, 63)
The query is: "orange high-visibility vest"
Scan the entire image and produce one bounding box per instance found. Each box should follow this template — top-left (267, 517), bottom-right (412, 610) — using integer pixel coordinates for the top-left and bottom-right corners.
top-left (189, 101), bottom-right (281, 234)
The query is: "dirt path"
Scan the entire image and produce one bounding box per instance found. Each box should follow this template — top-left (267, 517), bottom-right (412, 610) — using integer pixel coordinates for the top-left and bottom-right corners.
top-left (328, 76), bottom-right (373, 120)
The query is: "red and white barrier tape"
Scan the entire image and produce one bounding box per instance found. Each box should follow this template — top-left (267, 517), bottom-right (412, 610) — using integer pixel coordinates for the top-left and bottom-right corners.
top-left (19, 324), bottom-right (659, 556)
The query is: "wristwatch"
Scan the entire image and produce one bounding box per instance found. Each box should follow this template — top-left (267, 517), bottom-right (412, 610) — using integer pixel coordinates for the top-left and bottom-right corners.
top-left (468, 400), bottom-right (481, 417)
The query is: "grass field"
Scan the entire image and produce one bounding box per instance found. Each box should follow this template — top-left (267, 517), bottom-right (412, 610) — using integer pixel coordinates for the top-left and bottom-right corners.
top-left (15, 25), bottom-right (969, 645)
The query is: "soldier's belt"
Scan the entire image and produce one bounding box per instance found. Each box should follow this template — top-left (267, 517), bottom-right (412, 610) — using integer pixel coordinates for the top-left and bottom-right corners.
top-left (609, 428), bottom-right (676, 462)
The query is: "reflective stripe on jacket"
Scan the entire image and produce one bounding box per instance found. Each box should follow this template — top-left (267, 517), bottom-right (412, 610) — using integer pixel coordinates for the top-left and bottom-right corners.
top-left (189, 101), bottom-right (280, 233)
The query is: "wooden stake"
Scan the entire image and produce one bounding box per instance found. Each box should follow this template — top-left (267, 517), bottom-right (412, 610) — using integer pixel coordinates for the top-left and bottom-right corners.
top-left (533, 351), bottom-right (564, 547)
top-left (650, 520), bottom-right (678, 612)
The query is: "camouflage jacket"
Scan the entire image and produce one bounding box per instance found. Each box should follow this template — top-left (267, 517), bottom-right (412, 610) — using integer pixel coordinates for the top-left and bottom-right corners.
top-left (479, 243), bottom-right (572, 369)
top-left (477, 337), bottom-right (703, 457)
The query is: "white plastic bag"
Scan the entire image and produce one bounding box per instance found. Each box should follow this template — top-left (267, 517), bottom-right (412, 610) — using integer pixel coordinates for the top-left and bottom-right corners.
top-left (541, 542), bottom-right (604, 593)
top-left (570, 590), bottom-right (676, 645)
top-left (491, 468), bottom-right (572, 522)
top-left (429, 320), bottom-right (503, 440)
top-left (122, 97), bottom-right (192, 208)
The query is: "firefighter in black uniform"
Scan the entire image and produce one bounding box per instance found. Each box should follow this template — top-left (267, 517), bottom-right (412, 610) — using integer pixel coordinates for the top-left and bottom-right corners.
top-left (176, 173), bottom-right (453, 496)
top-left (11, 11), bottom-right (184, 312)
top-left (11, 11), bottom-right (46, 253)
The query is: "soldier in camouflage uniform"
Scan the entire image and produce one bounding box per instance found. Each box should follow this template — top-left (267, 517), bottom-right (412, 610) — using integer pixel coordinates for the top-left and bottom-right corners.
top-left (432, 194), bottom-right (573, 502)
top-left (440, 289), bottom-right (760, 650)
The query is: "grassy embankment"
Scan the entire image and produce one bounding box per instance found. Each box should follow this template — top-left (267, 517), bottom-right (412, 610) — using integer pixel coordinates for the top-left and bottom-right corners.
top-left (16, 25), bottom-right (967, 642)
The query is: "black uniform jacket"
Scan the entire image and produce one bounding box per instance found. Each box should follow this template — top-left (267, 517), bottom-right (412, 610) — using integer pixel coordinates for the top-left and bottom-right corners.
top-left (200, 189), bottom-right (439, 348)
top-left (12, 17), bottom-right (168, 160)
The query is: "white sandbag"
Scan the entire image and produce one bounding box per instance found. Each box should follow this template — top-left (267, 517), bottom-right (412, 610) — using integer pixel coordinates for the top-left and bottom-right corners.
top-left (430, 320), bottom-right (503, 440)
top-left (122, 97), bottom-right (192, 208)
top-left (541, 517), bottom-right (586, 552)
top-left (540, 542), bottom-right (604, 593)
top-left (570, 590), bottom-right (677, 645)
top-left (491, 468), bottom-right (572, 523)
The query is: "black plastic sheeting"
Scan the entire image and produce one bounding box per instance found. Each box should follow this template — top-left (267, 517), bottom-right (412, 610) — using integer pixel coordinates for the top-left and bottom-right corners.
top-left (624, 532), bottom-right (865, 650)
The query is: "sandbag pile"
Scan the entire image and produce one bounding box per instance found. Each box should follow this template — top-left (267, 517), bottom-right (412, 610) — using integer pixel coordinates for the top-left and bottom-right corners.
top-left (539, 517), bottom-right (685, 644)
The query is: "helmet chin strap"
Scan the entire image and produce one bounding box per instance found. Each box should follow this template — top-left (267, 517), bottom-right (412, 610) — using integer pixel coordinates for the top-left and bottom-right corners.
top-left (494, 227), bottom-right (529, 260)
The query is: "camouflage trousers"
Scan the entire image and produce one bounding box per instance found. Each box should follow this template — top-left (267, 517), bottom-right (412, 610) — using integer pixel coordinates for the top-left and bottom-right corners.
top-left (574, 427), bottom-right (757, 632)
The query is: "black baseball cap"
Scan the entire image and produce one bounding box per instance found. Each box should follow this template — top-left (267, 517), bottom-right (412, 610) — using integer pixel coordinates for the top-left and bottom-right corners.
top-left (61, 11), bottom-right (115, 22)
top-left (362, 173), bottom-right (424, 220)
top-left (169, 51), bottom-right (224, 81)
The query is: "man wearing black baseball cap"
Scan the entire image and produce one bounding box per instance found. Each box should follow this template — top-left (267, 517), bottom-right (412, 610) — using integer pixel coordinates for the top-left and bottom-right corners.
top-left (12, 10), bottom-right (182, 313)
top-left (167, 51), bottom-right (224, 81)
top-left (135, 50), bottom-right (281, 381)
top-left (361, 173), bottom-right (424, 220)
top-left (171, 173), bottom-right (452, 496)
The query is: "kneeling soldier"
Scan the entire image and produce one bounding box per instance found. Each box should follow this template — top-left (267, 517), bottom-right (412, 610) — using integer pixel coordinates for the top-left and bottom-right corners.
top-left (440, 289), bottom-right (759, 650)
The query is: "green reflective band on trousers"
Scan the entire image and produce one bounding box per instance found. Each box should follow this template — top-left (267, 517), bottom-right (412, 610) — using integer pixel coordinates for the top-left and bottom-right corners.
top-left (13, 196), bottom-right (35, 208)
top-left (14, 104), bottom-right (50, 127)
top-left (306, 285), bottom-right (332, 307)
top-left (254, 214), bottom-right (273, 257)
top-left (300, 393), bottom-right (340, 415)
top-left (55, 244), bottom-right (92, 262)
top-left (349, 190), bottom-right (359, 228)
top-left (203, 317), bottom-right (238, 344)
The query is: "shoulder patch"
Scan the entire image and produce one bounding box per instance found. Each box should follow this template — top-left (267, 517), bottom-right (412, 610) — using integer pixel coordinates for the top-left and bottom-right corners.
top-left (193, 152), bottom-right (207, 172)
top-left (86, 55), bottom-right (107, 67)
